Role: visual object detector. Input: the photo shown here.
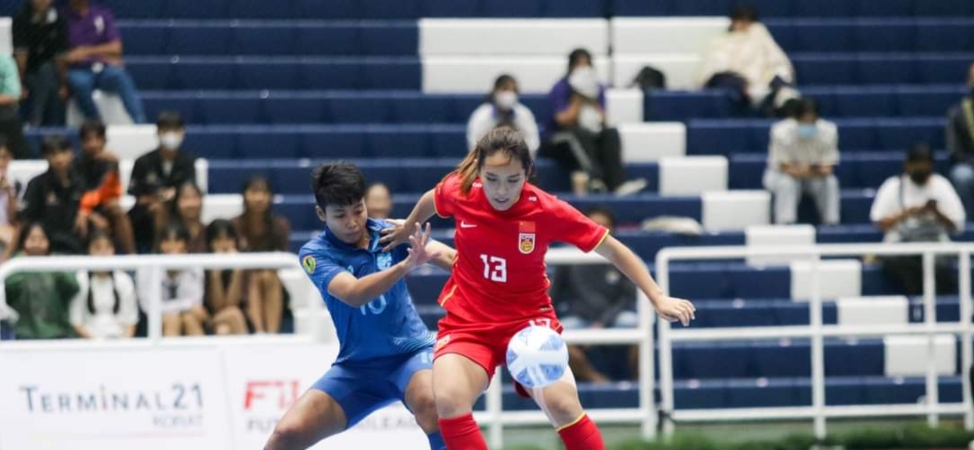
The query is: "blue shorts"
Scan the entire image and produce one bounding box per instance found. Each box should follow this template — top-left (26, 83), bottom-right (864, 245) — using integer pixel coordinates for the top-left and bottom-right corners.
top-left (311, 348), bottom-right (433, 429)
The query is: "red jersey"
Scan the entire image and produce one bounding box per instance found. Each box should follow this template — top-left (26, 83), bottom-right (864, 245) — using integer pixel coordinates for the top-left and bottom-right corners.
top-left (433, 173), bottom-right (608, 326)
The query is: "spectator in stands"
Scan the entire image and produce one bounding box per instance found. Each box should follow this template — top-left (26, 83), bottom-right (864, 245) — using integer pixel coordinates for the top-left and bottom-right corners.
top-left (76, 121), bottom-right (136, 253)
top-left (697, 4), bottom-right (799, 116)
top-left (63, 0), bottom-right (146, 124)
top-left (763, 99), bottom-right (840, 225)
top-left (19, 135), bottom-right (86, 255)
top-left (945, 63), bottom-right (974, 220)
top-left (551, 207), bottom-right (637, 383)
top-left (137, 221), bottom-right (206, 336)
top-left (233, 176), bottom-right (289, 334)
top-left (69, 229), bottom-right (138, 339)
top-left (128, 111), bottom-right (196, 253)
top-left (365, 182), bottom-right (392, 220)
top-left (203, 220), bottom-right (249, 335)
top-left (0, 53), bottom-right (28, 160)
top-left (466, 74), bottom-right (540, 155)
top-left (0, 139), bottom-right (21, 254)
top-left (4, 222), bottom-right (79, 339)
top-left (13, 0), bottom-right (69, 127)
top-left (542, 48), bottom-right (645, 196)
top-left (166, 181), bottom-right (207, 253)
top-left (870, 144), bottom-right (965, 295)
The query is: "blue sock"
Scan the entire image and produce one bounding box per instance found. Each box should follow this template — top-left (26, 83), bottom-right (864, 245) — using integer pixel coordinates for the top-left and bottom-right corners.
top-left (427, 431), bottom-right (446, 450)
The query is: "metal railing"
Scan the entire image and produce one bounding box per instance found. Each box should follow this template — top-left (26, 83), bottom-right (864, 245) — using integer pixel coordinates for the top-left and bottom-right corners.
top-left (655, 242), bottom-right (974, 439)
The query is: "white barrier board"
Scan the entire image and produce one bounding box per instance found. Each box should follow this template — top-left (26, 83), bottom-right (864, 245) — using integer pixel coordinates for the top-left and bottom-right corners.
top-left (0, 341), bottom-right (428, 450)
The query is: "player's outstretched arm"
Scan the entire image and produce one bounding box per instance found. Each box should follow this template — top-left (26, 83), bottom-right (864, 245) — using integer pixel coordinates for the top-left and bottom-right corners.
top-left (328, 224), bottom-right (438, 307)
top-left (380, 189), bottom-right (437, 251)
top-left (594, 234), bottom-right (696, 326)
top-left (426, 240), bottom-right (457, 271)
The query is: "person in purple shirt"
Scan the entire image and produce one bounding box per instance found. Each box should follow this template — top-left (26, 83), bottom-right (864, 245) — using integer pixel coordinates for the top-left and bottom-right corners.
top-left (540, 48), bottom-right (644, 196)
top-left (63, 0), bottom-right (145, 124)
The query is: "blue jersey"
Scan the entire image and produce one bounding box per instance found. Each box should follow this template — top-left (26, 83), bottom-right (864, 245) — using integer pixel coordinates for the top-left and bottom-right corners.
top-left (298, 218), bottom-right (434, 364)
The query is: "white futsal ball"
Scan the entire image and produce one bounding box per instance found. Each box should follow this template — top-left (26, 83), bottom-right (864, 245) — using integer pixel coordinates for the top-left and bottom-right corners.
top-left (506, 325), bottom-right (569, 389)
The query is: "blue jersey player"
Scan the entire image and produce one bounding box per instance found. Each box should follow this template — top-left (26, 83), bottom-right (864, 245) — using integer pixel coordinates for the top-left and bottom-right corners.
top-left (265, 163), bottom-right (454, 450)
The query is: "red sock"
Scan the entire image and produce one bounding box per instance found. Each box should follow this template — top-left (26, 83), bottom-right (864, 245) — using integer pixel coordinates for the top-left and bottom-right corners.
top-left (438, 413), bottom-right (488, 450)
top-left (557, 414), bottom-right (605, 450)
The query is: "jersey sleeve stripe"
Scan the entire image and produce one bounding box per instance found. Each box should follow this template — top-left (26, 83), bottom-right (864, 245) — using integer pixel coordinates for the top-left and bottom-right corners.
top-left (582, 228), bottom-right (611, 253)
top-left (438, 284), bottom-right (458, 306)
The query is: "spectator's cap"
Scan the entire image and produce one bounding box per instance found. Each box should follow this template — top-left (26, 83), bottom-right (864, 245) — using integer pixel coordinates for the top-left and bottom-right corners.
top-left (569, 66), bottom-right (600, 100)
top-left (156, 111), bottom-right (185, 131)
top-left (730, 4), bottom-right (759, 22)
top-left (40, 135), bottom-right (72, 156)
top-left (906, 143), bottom-right (934, 164)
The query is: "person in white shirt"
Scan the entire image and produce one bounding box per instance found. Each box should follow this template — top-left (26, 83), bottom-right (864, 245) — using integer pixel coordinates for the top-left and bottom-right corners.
top-left (70, 229), bottom-right (138, 339)
top-left (466, 74), bottom-right (540, 156)
top-left (870, 144), bottom-right (965, 294)
top-left (763, 99), bottom-right (840, 225)
top-left (136, 221), bottom-right (206, 336)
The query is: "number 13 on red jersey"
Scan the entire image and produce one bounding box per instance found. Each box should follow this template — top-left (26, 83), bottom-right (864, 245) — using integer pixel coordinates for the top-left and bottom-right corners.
top-left (480, 254), bottom-right (507, 282)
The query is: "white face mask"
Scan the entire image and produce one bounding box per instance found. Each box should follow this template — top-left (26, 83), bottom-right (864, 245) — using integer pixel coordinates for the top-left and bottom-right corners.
top-left (495, 90), bottom-right (518, 111)
top-left (159, 132), bottom-right (183, 150)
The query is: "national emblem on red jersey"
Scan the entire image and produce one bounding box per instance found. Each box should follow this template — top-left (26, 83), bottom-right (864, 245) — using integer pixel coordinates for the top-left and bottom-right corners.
top-left (518, 221), bottom-right (536, 254)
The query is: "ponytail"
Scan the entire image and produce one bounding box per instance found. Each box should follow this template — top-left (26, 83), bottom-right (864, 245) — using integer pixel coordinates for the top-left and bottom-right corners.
top-left (447, 127), bottom-right (534, 196)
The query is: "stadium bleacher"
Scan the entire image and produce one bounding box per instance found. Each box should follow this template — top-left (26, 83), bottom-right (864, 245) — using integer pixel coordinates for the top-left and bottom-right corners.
top-left (4, 0), bottom-right (973, 415)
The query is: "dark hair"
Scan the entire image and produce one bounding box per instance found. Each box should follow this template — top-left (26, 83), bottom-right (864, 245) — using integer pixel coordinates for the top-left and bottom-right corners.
top-left (40, 135), bottom-right (72, 157)
top-left (311, 162), bottom-right (366, 210)
top-left (15, 221), bottom-right (49, 255)
top-left (79, 120), bottom-right (107, 140)
top-left (586, 206), bottom-right (616, 229)
top-left (155, 220), bottom-right (191, 252)
top-left (85, 229), bottom-right (119, 315)
top-left (795, 98), bottom-right (819, 119)
top-left (906, 143), bottom-right (934, 164)
top-left (0, 135), bottom-right (8, 153)
top-left (568, 48), bottom-right (592, 72)
top-left (239, 175), bottom-right (283, 251)
top-left (730, 4), bottom-right (759, 22)
top-left (451, 127), bottom-right (533, 195)
top-left (156, 111), bottom-right (185, 130)
top-left (86, 228), bottom-right (114, 250)
top-left (170, 181), bottom-right (203, 221)
top-left (487, 74), bottom-right (517, 105)
top-left (205, 219), bottom-right (239, 252)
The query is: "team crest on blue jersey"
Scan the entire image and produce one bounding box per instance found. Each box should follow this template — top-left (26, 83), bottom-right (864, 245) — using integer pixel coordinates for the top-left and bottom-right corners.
top-left (302, 255), bottom-right (316, 274)
top-left (377, 252), bottom-right (393, 269)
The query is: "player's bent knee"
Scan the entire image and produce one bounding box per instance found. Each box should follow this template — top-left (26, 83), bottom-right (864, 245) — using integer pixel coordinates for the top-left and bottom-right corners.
top-left (411, 391), bottom-right (439, 432)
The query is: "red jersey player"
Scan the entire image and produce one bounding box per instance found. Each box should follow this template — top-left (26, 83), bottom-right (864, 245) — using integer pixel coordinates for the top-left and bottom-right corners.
top-left (382, 127), bottom-right (695, 450)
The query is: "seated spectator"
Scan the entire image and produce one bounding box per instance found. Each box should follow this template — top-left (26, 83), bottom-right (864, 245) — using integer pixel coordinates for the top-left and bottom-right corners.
top-left (551, 207), bottom-right (637, 383)
top-left (204, 220), bottom-right (248, 335)
top-left (697, 4), bottom-right (799, 115)
top-left (18, 135), bottom-right (87, 256)
top-left (466, 74), bottom-right (540, 155)
top-left (0, 53), bottom-right (28, 160)
top-left (63, 0), bottom-right (145, 124)
top-left (128, 111), bottom-right (196, 253)
top-left (0, 139), bottom-right (21, 253)
top-left (763, 99), bottom-right (840, 225)
top-left (233, 176), bottom-right (289, 333)
top-left (541, 48), bottom-right (645, 196)
top-left (4, 222), bottom-right (79, 339)
top-left (136, 222), bottom-right (206, 336)
top-left (76, 120), bottom-right (135, 253)
top-left (946, 63), bottom-right (974, 219)
top-left (164, 181), bottom-right (206, 253)
top-left (870, 144), bottom-right (965, 295)
top-left (13, 0), bottom-right (69, 127)
top-left (365, 182), bottom-right (392, 220)
top-left (69, 229), bottom-right (138, 339)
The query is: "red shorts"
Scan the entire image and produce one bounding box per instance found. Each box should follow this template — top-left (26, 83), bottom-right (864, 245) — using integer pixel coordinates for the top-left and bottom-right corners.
top-left (434, 310), bottom-right (562, 397)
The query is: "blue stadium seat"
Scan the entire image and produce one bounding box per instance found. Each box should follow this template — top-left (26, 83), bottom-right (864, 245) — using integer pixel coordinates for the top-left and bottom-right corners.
top-left (167, 24), bottom-right (231, 55)
top-left (118, 23), bottom-right (168, 55)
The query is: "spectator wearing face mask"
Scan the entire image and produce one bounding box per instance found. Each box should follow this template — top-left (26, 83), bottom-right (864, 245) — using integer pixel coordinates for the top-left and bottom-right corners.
top-left (127, 111), bottom-right (197, 253)
top-left (763, 99), bottom-right (840, 225)
top-left (541, 48), bottom-right (645, 196)
top-left (466, 74), bottom-right (540, 156)
top-left (870, 144), bottom-right (965, 295)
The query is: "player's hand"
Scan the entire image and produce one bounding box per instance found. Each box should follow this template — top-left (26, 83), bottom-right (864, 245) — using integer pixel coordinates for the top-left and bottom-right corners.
top-left (654, 296), bottom-right (696, 326)
top-left (403, 223), bottom-right (440, 271)
top-left (379, 219), bottom-right (411, 252)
